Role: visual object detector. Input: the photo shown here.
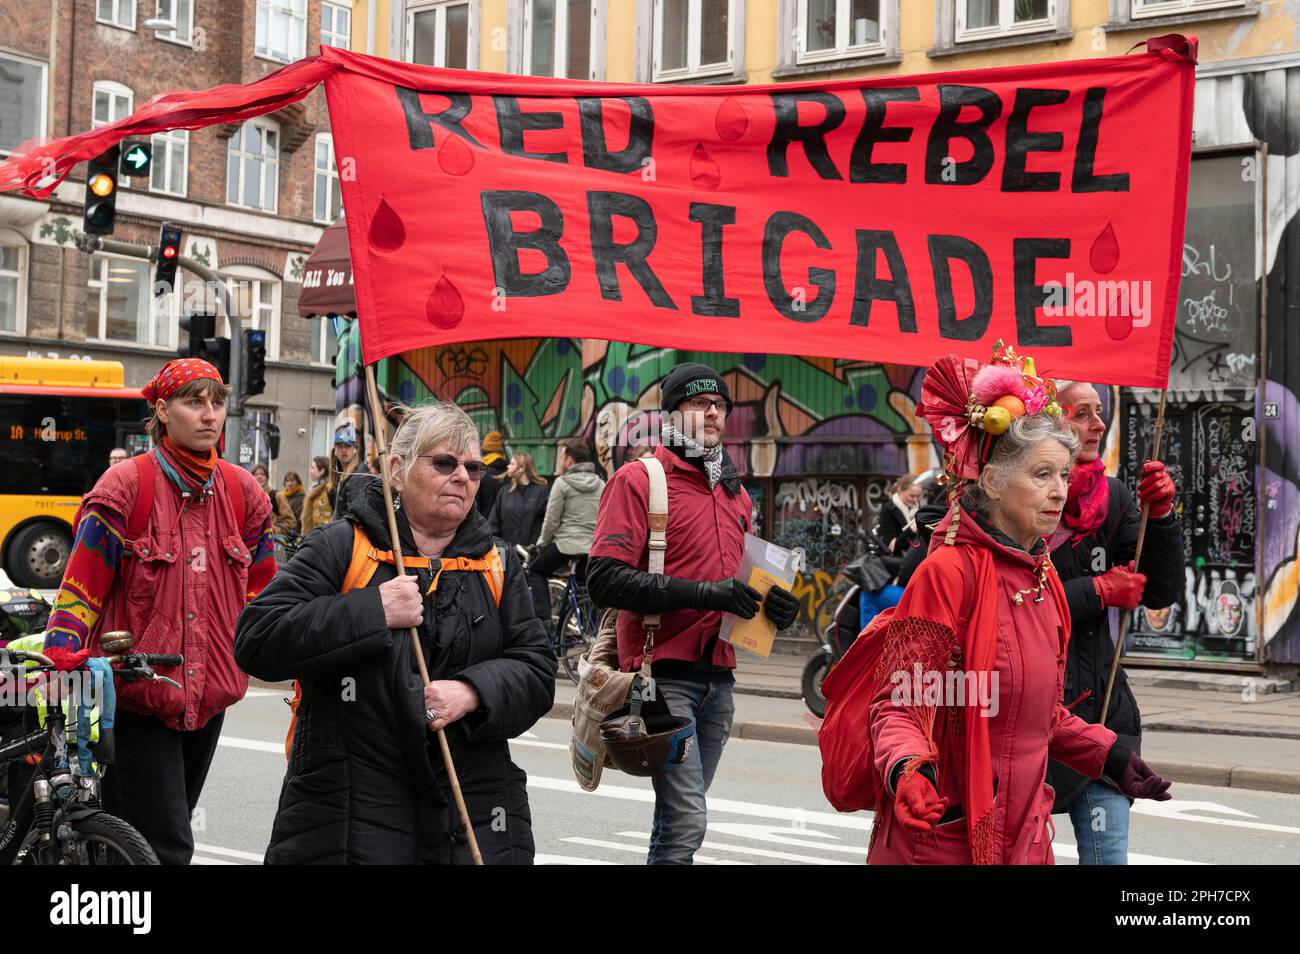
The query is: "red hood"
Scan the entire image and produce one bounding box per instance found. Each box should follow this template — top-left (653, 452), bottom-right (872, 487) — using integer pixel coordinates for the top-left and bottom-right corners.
top-left (928, 504), bottom-right (1048, 577)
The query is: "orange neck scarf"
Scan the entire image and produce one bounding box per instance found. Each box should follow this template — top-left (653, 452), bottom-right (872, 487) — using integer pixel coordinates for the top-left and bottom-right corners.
top-left (161, 435), bottom-right (218, 487)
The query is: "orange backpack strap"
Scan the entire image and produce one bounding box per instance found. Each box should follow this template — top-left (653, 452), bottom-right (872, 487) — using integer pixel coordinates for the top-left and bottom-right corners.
top-left (426, 545), bottom-right (505, 604)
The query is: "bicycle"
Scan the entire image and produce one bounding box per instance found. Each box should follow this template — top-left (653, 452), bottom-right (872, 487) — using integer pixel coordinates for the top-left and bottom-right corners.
top-left (0, 631), bottom-right (179, 865)
top-left (516, 546), bottom-right (599, 685)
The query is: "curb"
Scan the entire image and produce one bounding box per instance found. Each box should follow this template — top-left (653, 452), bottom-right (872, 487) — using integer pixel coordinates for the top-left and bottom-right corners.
top-left (541, 704), bottom-right (1300, 795)
top-left (1142, 719), bottom-right (1300, 741)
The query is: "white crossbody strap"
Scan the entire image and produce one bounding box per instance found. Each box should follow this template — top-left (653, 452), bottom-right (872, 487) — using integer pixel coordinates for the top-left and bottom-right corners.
top-left (639, 456), bottom-right (669, 634)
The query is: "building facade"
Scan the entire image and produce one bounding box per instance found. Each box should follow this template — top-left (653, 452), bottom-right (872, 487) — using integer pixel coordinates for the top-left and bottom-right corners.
top-left (0, 0), bottom-right (360, 479)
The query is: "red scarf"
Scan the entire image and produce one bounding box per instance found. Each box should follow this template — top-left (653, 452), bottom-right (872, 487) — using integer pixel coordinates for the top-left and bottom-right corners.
top-left (161, 435), bottom-right (218, 487)
top-left (1055, 457), bottom-right (1110, 546)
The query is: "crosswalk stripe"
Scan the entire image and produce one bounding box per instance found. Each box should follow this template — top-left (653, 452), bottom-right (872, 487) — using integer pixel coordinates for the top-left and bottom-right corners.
top-left (617, 830), bottom-right (854, 864)
top-left (193, 842), bottom-right (265, 862)
top-left (561, 836), bottom-right (749, 864)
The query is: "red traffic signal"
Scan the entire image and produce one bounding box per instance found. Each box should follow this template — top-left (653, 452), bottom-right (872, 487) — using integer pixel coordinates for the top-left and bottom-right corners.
top-left (155, 223), bottom-right (183, 297)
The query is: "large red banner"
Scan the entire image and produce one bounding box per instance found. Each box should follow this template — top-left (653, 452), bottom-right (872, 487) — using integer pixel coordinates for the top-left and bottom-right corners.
top-left (0, 39), bottom-right (1196, 386)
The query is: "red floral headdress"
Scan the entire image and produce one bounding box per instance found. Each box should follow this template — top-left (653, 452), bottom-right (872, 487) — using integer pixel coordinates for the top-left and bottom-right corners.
top-left (916, 340), bottom-right (1062, 485)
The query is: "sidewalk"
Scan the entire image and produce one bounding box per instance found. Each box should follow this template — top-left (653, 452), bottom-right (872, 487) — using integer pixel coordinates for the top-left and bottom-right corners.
top-left (541, 652), bottom-right (1300, 796)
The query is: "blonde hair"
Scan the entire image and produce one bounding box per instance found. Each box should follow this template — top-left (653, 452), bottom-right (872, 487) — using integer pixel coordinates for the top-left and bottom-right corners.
top-left (509, 453), bottom-right (546, 490)
top-left (388, 401), bottom-right (479, 482)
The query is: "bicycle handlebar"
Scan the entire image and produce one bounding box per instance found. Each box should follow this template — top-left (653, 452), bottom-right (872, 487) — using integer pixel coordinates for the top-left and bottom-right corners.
top-left (1, 650), bottom-right (184, 674)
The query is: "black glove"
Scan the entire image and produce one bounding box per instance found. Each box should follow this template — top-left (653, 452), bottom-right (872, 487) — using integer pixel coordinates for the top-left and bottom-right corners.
top-left (1104, 742), bottom-right (1172, 801)
top-left (694, 579), bottom-right (762, 619)
top-left (763, 584), bottom-right (799, 631)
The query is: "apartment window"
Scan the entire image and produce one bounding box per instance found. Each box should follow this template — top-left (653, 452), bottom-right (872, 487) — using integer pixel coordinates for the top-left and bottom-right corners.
top-left (227, 119), bottom-right (280, 213)
top-left (524, 0), bottom-right (599, 79)
top-left (956, 0), bottom-right (1055, 42)
top-left (0, 234), bottom-right (27, 336)
top-left (797, 0), bottom-right (887, 63)
top-left (88, 256), bottom-right (171, 348)
top-left (150, 128), bottom-right (189, 196)
top-left (1132, 0), bottom-right (1243, 15)
top-left (314, 134), bottom-right (341, 224)
top-left (222, 267), bottom-right (282, 361)
top-left (256, 0), bottom-right (308, 62)
top-left (0, 53), bottom-right (48, 156)
top-left (653, 0), bottom-right (737, 82)
top-left (409, 1), bottom-right (476, 69)
top-left (240, 408), bottom-right (275, 470)
top-left (322, 0), bottom-right (352, 48)
top-left (311, 410), bottom-right (336, 459)
top-left (97, 0), bottom-right (137, 29)
top-left (154, 0), bottom-right (196, 45)
top-left (312, 316), bottom-right (341, 366)
top-left (92, 82), bottom-right (134, 187)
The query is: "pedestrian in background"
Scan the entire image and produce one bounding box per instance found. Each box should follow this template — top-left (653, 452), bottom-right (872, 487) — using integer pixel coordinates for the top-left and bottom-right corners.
top-left (487, 453), bottom-right (550, 617)
top-left (278, 471), bottom-right (305, 533)
top-left (300, 455), bottom-right (333, 536)
top-left (474, 430), bottom-right (509, 516)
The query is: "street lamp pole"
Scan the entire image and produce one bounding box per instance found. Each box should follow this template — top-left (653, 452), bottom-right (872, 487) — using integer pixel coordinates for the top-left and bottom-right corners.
top-left (76, 232), bottom-right (245, 461)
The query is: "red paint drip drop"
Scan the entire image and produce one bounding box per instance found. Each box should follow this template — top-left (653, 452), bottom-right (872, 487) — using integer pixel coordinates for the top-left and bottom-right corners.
top-left (426, 275), bottom-right (464, 330)
top-left (1105, 311), bottom-right (1134, 340)
top-left (438, 135), bottom-right (475, 176)
top-left (368, 198), bottom-right (406, 253)
top-left (690, 142), bottom-right (722, 191)
top-left (715, 97), bottom-right (749, 141)
top-left (1090, 222), bottom-right (1120, 274)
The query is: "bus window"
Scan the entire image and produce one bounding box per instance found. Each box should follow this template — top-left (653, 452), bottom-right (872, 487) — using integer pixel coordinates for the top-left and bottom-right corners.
top-left (0, 395), bottom-right (148, 496)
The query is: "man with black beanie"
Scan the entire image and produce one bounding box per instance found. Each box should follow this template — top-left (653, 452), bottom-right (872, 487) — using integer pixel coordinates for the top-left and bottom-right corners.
top-left (587, 362), bottom-right (799, 864)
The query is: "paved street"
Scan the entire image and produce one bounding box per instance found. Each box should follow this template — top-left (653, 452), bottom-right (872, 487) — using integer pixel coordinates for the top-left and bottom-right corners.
top-left (190, 689), bottom-right (1300, 866)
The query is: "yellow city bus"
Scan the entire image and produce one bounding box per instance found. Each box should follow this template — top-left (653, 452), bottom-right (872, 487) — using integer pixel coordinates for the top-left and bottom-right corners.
top-left (0, 358), bottom-right (148, 588)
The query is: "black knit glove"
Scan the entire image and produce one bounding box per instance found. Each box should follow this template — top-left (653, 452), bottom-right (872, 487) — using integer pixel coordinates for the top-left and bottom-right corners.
top-left (763, 584), bottom-right (799, 630)
top-left (694, 579), bottom-right (762, 619)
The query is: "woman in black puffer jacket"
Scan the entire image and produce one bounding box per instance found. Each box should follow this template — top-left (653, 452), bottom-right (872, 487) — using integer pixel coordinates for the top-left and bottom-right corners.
top-left (235, 403), bottom-right (555, 865)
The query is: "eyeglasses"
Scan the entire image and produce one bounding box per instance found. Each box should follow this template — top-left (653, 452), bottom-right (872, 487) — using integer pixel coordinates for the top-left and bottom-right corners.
top-left (687, 396), bottom-right (729, 414)
top-left (418, 454), bottom-right (487, 481)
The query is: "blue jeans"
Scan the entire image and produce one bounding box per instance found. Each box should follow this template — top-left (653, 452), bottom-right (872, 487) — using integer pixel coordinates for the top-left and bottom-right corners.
top-left (860, 585), bottom-right (904, 631)
top-left (647, 677), bottom-right (735, 865)
top-left (1066, 779), bottom-right (1131, 865)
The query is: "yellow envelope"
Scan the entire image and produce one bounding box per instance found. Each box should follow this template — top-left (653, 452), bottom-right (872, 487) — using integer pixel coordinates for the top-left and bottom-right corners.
top-left (724, 567), bottom-right (785, 659)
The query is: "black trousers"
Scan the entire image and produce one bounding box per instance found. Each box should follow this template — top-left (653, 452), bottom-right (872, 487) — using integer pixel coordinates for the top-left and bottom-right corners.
top-left (101, 708), bottom-right (225, 865)
top-left (529, 544), bottom-right (587, 619)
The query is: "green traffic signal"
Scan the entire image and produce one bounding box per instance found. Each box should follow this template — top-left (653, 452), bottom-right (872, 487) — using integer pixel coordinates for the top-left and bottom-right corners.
top-left (120, 139), bottom-right (153, 178)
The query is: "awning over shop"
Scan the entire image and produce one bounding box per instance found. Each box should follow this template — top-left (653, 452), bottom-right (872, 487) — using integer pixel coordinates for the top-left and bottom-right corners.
top-left (297, 216), bottom-right (355, 319)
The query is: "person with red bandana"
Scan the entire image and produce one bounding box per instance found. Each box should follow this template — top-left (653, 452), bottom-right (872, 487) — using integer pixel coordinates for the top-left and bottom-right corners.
top-left (42, 358), bottom-right (275, 865)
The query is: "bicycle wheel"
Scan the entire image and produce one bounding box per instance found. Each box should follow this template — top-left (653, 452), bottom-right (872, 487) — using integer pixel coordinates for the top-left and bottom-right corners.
top-left (17, 811), bottom-right (159, 865)
top-left (554, 600), bottom-right (587, 686)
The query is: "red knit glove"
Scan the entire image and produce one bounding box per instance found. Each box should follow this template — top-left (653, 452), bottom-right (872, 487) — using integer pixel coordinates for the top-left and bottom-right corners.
top-left (42, 645), bottom-right (94, 672)
top-left (893, 768), bottom-right (948, 833)
top-left (1137, 460), bottom-right (1176, 519)
top-left (1094, 561), bottom-right (1147, 610)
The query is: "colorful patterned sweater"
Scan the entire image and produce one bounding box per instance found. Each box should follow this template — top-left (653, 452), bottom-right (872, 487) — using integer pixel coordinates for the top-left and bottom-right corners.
top-left (44, 452), bottom-right (276, 652)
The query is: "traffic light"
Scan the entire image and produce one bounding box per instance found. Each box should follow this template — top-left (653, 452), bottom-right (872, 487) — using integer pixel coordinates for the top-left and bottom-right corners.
top-left (178, 311), bottom-right (216, 360)
top-left (155, 223), bottom-right (183, 296)
top-left (243, 328), bottom-right (267, 396)
top-left (120, 139), bottom-right (153, 179)
top-left (178, 311), bottom-right (230, 382)
top-left (83, 145), bottom-right (120, 236)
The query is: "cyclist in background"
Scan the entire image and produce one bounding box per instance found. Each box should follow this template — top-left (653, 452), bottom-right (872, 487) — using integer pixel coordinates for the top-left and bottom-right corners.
top-left (531, 438), bottom-right (604, 619)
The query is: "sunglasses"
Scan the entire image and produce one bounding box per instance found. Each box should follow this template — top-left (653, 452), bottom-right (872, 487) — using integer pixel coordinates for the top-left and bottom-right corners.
top-left (418, 454), bottom-right (487, 481)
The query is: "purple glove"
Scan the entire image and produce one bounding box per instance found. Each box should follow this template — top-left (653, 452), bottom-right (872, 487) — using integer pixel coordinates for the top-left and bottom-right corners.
top-left (1104, 743), bottom-right (1172, 801)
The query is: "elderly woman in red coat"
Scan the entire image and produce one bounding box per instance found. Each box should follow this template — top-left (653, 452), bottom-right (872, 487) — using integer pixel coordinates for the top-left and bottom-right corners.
top-left (861, 348), bottom-right (1171, 865)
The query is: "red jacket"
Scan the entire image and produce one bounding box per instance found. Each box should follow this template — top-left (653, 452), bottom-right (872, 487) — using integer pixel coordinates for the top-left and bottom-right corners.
top-left (867, 510), bottom-right (1115, 865)
top-left (81, 453), bottom-right (272, 731)
top-left (590, 445), bottom-right (752, 672)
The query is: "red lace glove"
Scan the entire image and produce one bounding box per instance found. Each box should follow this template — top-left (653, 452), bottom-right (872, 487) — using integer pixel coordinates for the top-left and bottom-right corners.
top-left (43, 645), bottom-right (94, 672)
top-left (1137, 460), bottom-right (1176, 519)
top-left (893, 767), bottom-right (948, 833)
top-left (1093, 560), bottom-right (1147, 610)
